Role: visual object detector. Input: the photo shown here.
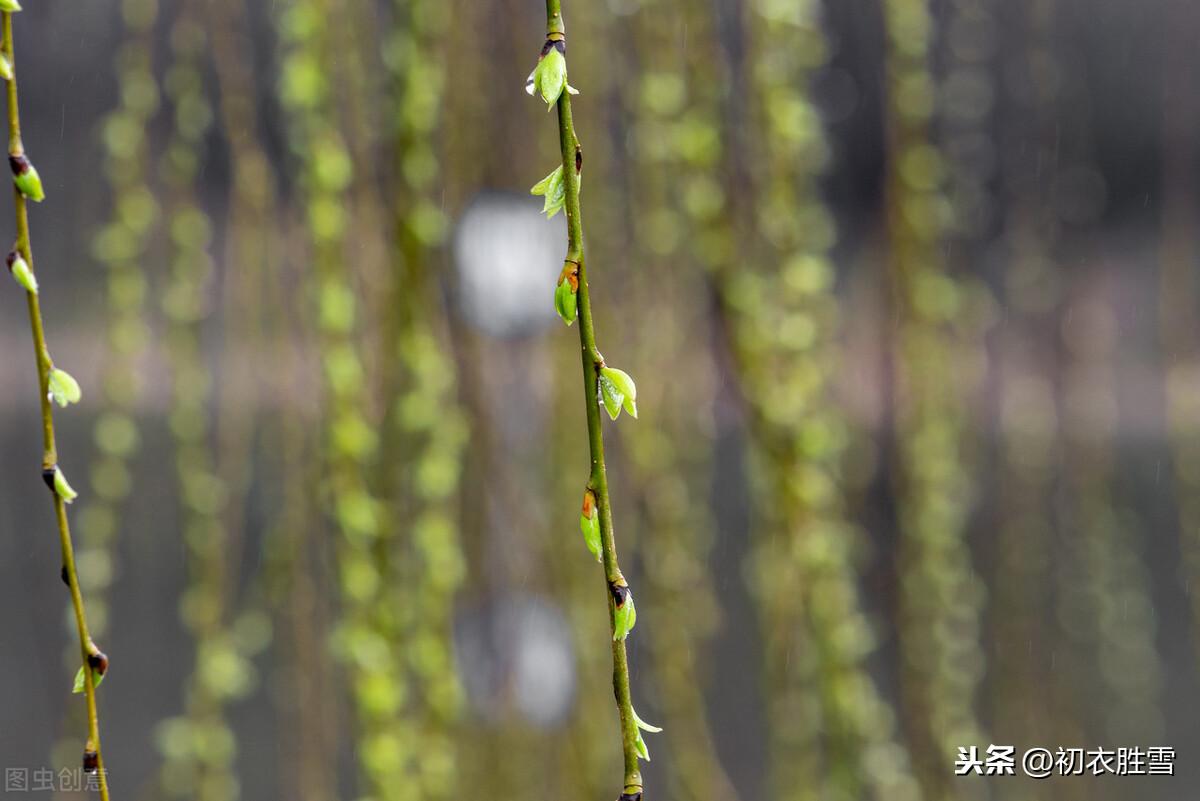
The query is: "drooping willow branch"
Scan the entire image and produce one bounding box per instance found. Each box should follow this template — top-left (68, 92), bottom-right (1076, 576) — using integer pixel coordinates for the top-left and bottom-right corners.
top-left (2, 6), bottom-right (111, 798)
top-left (279, 1), bottom-right (417, 797)
top-left (530, 3), bottom-right (647, 798)
top-left (715, 2), bottom-right (920, 799)
top-left (881, 0), bottom-right (986, 796)
top-left (385, 0), bottom-right (468, 795)
top-left (611, 1), bottom-right (740, 797)
top-left (154, 10), bottom-right (259, 801)
top-left (205, 3), bottom-right (338, 799)
top-left (987, 0), bottom-right (1061, 759)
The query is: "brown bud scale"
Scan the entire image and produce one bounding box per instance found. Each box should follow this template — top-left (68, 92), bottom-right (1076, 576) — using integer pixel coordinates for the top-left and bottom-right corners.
top-left (87, 650), bottom-right (109, 676)
top-left (609, 581), bottom-right (630, 608)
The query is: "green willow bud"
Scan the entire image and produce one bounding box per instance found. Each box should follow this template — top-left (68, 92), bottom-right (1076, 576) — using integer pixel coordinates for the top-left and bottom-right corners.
top-left (554, 261), bottom-right (579, 325)
top-left (598, 366), bottom-right (637, 420)
top-left (525, 42), bottom-right (577, 109)
top-left (580, 489), bottom-right (601, 562)
top-left (554, 277), bottom-right (577, 325)
top-left (6, 249), bottom-right (36, 293)
top-left (0, 55), bottom-right (13, 82)
top-left (47, 367), bottom-right (82, 407)
top-left (0, 0), bottom-right (22, 12)
top-left (610, 582), bottom-right (636, 641)
top-left (9, 153), bottom-right (44, 202)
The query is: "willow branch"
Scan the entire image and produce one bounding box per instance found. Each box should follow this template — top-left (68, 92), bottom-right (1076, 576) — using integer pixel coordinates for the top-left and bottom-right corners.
top-left (542, 2), bottom-right (641, 797)
top-left (3, 10), bottom-right (111, 800)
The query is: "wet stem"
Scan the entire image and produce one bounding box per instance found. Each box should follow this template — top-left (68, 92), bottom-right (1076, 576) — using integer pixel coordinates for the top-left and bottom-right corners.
top-left (3, 11), bottom-right (111, 800)
top-left (543, 0), bottom-right (643, 796)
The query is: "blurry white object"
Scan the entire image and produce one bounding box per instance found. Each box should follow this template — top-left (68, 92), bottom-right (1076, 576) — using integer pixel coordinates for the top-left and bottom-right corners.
top-left (453, 192), bottom-right (565, 338)
top-left (454, 593), bottom-right (576, 728)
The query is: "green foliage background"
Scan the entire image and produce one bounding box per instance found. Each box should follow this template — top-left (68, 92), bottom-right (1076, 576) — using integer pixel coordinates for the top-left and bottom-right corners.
top-left (0, 0), bottom-right (1193, 800)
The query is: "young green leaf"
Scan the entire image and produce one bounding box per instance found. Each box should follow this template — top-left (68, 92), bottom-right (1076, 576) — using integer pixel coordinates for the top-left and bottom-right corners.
top-left (530, 165), bottom-right (567, 218)
top-left (53, 467), bottom-right (78, 504)
top-left (0, 0), bottom-right (22, 12)
top-left (6, 250), bottom-right (36, 294)
top-left (598, 372), bottom-right (623, 420)
top-left (635, 731), bottom-right (650, 762)
top-left (0, 55), bottom-right (13, 82)
top-left (600, 367), bottom-right (637, 419)
top-left (580, 489), bottom-right (601, 562)
top-left (632, 707), bottom-right (662, 733)
top-left (530, 165), bottom-right (562, 196)
top-left (72, 665), bottom-right (105, 694)
top-left (555, 275), bottom-right (578, 325)
top-left (9, 154), bottom-right (43, 202)
top-left (47, 367), bottom-right (82, 407)
top-left (525, 46), bottom-right (567, 109)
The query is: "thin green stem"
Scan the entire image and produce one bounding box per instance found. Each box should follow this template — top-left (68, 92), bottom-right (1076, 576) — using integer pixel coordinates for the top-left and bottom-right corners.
top-left (4, 11), bottom-right (111, 801)
top-left (543, 1), bottom-right (641, 796)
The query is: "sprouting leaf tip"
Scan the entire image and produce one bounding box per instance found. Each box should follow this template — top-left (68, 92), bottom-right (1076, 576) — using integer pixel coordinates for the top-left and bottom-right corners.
top-left (48, 367), bottom-right (82, 407)
top-left (53, 467), bottom-right (78, 503)
top-left (72, 664), bottom-right (105, 694)
top-left (599, 367), bottom-right (637, 422)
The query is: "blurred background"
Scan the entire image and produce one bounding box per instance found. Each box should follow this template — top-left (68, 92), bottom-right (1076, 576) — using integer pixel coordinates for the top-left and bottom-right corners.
top-left (0, 0), bottom-right (1196, 799)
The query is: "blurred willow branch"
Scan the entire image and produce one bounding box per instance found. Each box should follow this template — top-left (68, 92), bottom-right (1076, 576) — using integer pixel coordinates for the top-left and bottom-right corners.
top-left (278, 1), bottom-right (415, 798)
top-left (3, 5), bottom-right (111, 797)
top-left (987, 0), bottom-right (1062, 771)
top-left (718, 2), bottom-right (921, 799)
top-left (534, 2), bottom-right (644, 797)
top-left (383, 0), bottom-right (468, 795)
top-left (206, 1), bottom-right (331, 798)
top-left (881, 0), bottom-right (986, 796)
top-left (617, 1), bottom-right (739, 797)
top-left (156, 10), bottom-right (255, 800)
